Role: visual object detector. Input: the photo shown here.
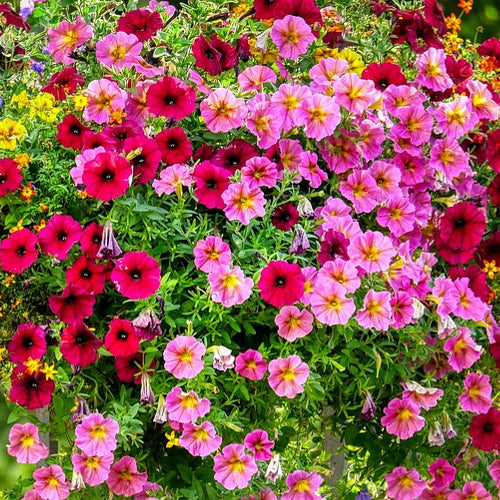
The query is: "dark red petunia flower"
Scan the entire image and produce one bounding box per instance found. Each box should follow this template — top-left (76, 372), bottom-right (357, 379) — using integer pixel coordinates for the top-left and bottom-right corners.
top-left (79, 222), bottom-right (104, 259)
top-left (258, 260), bottom-right (305, 308)
top-left (117, 8), bottom-right (164, 42)
top-left (253, 0), bottom-right (281, 20)
top-left (361, 62), bottom-right (407, 91)
top-left (264, 144), bottom-right (283, 171)
top-left (9, 366), bottom-right (55, 410)
top-left (192, 161), bottom-right (231, 210)
top-left (0, 157), bottom-right (22, 196)
top-left (212, 139), bottom-right (258, 174)
top-left (477, 37), bottom-right (500, 68)
top-left (155, 127), bottom-right (192, 165)
top-left (82, 151), bottom-right (132, 202)
top-left (48, 285), bottom-right (96, 323)
top-left (66, 255), bottom-right (107, 295)
top-left (102, 121), bottom-right (143, 151)
top-left (445, 55), bottom-right (473, 85)
top-left (236, 35), bottom-right (252, 63)
top-left (82, 131), bottom-right (116, 151)
top-left (423, 0), bottom-right (446, 35)
top-left (448, 265), bottom-right (491, 303)
top-left (391, 10), bottom-right (443, 53)
top-left (115, 352), bottom-right (143, 383)
top-left (146, 76), bottom-right (196, 120)
top-left (490, 334), bottom-right (500, 370)
top-left (476, 231), bottom-right (500, 266)
top-left (272, 203), bottom-right (300, 231)
top-left (110, 251), bottom-right (161, 300)
top-left (123, 135), bottom-right (162, 185)
top-left (469, 407), bottom-right (500, 451)
top-left (0, 2), bottom-right (30, 30)
top-left (38, 214), bottom-right (82, 260)
top-left (41, 67), bottom-right (85, 101)
top-left (60, 321), bottom-right (102, 367)
top-left (486, 129), bottom-right (500, 173)
top-left (8, 323), bottom-right (47, 364)
top-left (273, 0), bottom-right (323, 26)
top-left (318, 230), bottom-right (349, 265)
top-left (0, 228), bottom-right (38, 273)
top-left (193, 144), bottom-right (216, 163)
top-left (104, 318), bottom-right (140, 357)
top-left (439, 202), bottom-right (486, 251)
top-left (192, 34), bottom-right (237, 76)
top-left (488, 174), bottom-right (500, 207)
top-left (435, 233), bottom-right (476, 265)
top-left (56, 114), bottom-right (91, 150)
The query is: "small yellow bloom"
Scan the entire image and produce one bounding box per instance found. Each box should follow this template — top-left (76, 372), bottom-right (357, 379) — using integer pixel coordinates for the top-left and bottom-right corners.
top-left (445, 13), bottom-right (461, 33)
top-left (40, 363), bottom-right (57, 381)
top-left (9, 220), bottom-right (24, 233)
top-left (4, 275), bottom-right (16, 287)
top-left (0, 118), bottom-right (27, 150)
top-left (14, 153), bottom-right (32, 169)
top-left (19, 182), bottom-right (36, 203)
top-left (33, 219), bottom-right (46, 232)
top-left (165, 431), bottom-right (179, 448)
top-left (458, 0), bottom-right (473, 14)
top-left (0, 347), bottom-right (7, 362)
top-left (335, 48), bottom-right (365, 75)
top-left (72, 93), bottom-right (88, 111)
top-left (39, 202), bottom-right (49, 212)
top-left (29, 94), bottom-right (60, 124)
top-left (11, 91), bottom-right (30, 108)
top-left (109, 107), bottom-right (127, 125)
top-left (483, 260), bottom-right (499, 279)
top-left (24, 357), bottom-right (42, 374)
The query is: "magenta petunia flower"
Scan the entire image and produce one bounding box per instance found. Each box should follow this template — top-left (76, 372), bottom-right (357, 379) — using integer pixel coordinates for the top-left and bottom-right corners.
top-left (238, 65), bottom-right (277, 92)
top-left (270, 15), bottom-right (315, 60)
top-left (309, 280), bottom-right (355, 326)
top-left (193, 236), bottom-right (232, 273)
top-left (193, 161), bottom-right (231, 209)
top-left (469, 407), bottom-right (500, 452)
top-left (241, 156), bottom-right (280, 190)
top-left (39, 214), bottom-right (82, 260)
top-left (376, 196), bottom-right (416, 237)
top-left (72, 451), bottom-right (114, 486)
top-left (213, 443), bottom-right (258, 490)
top-left (449, 481), bottom-right (493, 500)
top-left (8, 322), bottom-right (46, 364)
top-left (83, 78), bottom-right (128, 124)
top-left (0, 228), bottom-right (38, 273)
top-left (0, 157), bottom-right (22, 196)
top-left (282, 469), bottom-right (323, 500)
top-left (244, 429), bottom-right (274, 461)
top-left (179, 421), bottom-right (222, 457)
top-left (235, 349), bottom-right (267, 381)
top-left (296, 94), bottom-right (341, 141)
top-left (106, 455), bottom-right (148, 497)
top-left (75, 413), bottom-right (119, 456)
top-left (95, 32), bottom-right (142, 69)
top-left (60, 321), bottom-right (102, 367)
top-left (7, 423), bottom-right (49, 464)
top-left (298, 151), bottom-right (327, 188)
top-left (104, 318), bottom-right (140, 358)
top-left (271, 83), bottom-right (312, 132)
top-left (123, 135), bottom-right (162, 186)
top-left (429, 137), bottom-right (471, 182)
top-left (222, 182), bottom-right (267, 225)
top-left (200, 88), bottom-right (247, 133)
top-left (414, 47), bottom-right (453, 92)
top-left (380, 397), bottom-right (425, 440)
top-left (333, 73), bottom-right (379, 115)
top-left (155, 126), bottom-right (192, 166)
top-left (428, 458), bottom-right (456, 488)
top-left (268, 355), bottom-right (309, 398)
top-left (274, 306), bottom-right (314, 341)
top-left (246, 96), bottom-right (283, 149)
top-left (33, 464), bottom-right (70, 500)
top-left (385, 466), bottom-right (426, 500)
top-left (66, 254), bottom-right (107, 295)
top-left (47, 16), bottom-right (93, 65)
top-left (165, 386), bottom-right (210, 423)
top-left (146, 76), bottom-right (196, 120)
top-left (163, 336), bottom-right (205, 379)
top-left (443, 327), bottom-right (481, 372)
top-left (208, 265), bottom-right (254, 307)
top-left (9, 366), bottom-right (55, 411)
top-left (258, 261), bottom-right (305, 308)
top-left (117, 8), bottom-right (163, 42)
top-left (48, 285), bottom-right (95, 323)
top-left (433, 96), bottom-right (478, 139)
top-left (339, 169), bottom-right (379, 214)
top-left (110, 251), bottom-right (160, 300)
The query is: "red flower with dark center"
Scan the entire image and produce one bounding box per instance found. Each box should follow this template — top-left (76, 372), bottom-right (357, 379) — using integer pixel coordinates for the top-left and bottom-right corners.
top-left (48, 285), bottom-right (96, 323)
top-left (0, 228), bottom-right (38, 273)
top-left (435, 233), bottom-right (476, 265)
top-left (439, 202), bottom-right (486, 251)
top-left (273, 0), bottom-right (323, 26)
top-left (56, 114), bottom-right (91, 150)
top-left (469, 407), bottom-right (500, 451)
top-left (477, 37), bottom-right (500, 67)
top-left (318, 230), bottom-right (349, 265)
top-left (66, 255), bottom-right (107, 294)
top-left (423, 0), bottom-right (446, 35)
top-left (361, 62), bottom-right (407, 91)
top-left (0, 158), bottom-right (22, 196)
top-left (390, 10), bottom-right (443, 53)
top-left (117, 8), bottom-right (163, 42)
top-left (82, 131), bottom-right (115, 151)
top-left (41, 67), bottom-right (85, 101)
top-left (38, 214), bottom-right (82, 260)
top-left (448, 265), bottom-right (491, 303)
top-left (271, 203), bottom-right (300, 231)
top-left (207, 35), bottom-right (237, 72)
top-left (486, 129), bottom-right (500, 173)
top-left (60, 321), bottom-right (102, 367)
top-left (146, 76), bottom-right (196, 120)
top-left (9, 366), bottom-right (55, 410)
top-left (476, 231), bottom-right (500, 266)
top-left (192, 34), bottom-right (237, 76)
top-left (264, 144), bottom-right (283, 171)
top-left (110, 251), bottom-right (161, 300)
top-left (212, 139), bottom-right (258, 174)
top-left (258, 260), bottom-right (305, 308)
top-left (102, 121), bottom-right (143, 151)
top-left (79, 222), bottom-right (104, 259)
top-left (488, 174), bottom-right (500, 207)
top-left (8, 323), bottom-right (47, 364)
top-left (82, 151), bottom-right (132, 202)
top-left (115, 352), bottom-right (156, 384)
top-left (104, 318), bottom-right (140, 357)
top-left (192, 161), bottom-right (231, 210)
top-left (123, 135), bottom-right (162, 185)
top-left (155, 127), bottom-right (192, 165)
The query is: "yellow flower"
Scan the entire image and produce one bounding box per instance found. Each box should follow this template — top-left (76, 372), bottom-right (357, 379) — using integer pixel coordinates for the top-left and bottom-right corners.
top-left (483, 260), bottom-right (499, 279)
top-left (11, 91), bottom-right (30, 108)
top-left (33, 219), bottom-right (46, 232)
top-left (29, 93), bottom-right (60, 124)
top-left (0, 347), bottom-right (7, 362)
top-left (445, 13), bottom-right (461, 34)
top-left (335, 48), bottom-right (365, 75)
top-left (165, 431), bottom-right (179, 448)
top-left (14, 153), bottom-right (32, 169)
top-left (9, 219), bottom-right (24, 233)
top-left (4, 275), bottom-right (16, 287)
top-left (39, 202), bottom-right (49, 212)
top-left (443, 32), bottom-right (464, 54)
top-left (458, 0), bottom-right (473, 14)
top-left (24, 357), bottom-right (42, 374)
top-left (109, 107), bottom-right (127, 125)
top-left (19, 182), bottom-right (36, 203)
top-left (72, 93), bottom-right (88, 111)
top-left (40, 363), bottom-right (57, 381)
top-left (0, 118), bottom-right (27, 150)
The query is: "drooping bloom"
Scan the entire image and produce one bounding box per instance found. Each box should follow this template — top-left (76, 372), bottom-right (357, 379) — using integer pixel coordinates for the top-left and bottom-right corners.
top-left (258, 261), bottom-right (305, 308)
top-left (244, 429), bottom-right (274, 461)
top-left (459, 373), bottom-right (492, 414)
top-left (0, 228), bottom-right (38, 273)
top-left (74, 413), bottom-right (119, 456)
top-left (104, 318), bottom-right (140, 357)
top-left (179, 421), bottom-right (222, 457)
top-left (380, 397), bottom-right (426, 440)
top-left (385, 466), bottom-right (426, 500)
top-left (234, 349), bottom-right (267, 381)
top-left (33, 464), bottom-right (70, 500)
top-left (208, 265), bottom-right (253, 307)
top-left (213, 444), bottom-right (258, 490)
top-left (106, 455), bottom-right (148, 497)
top-left (443, 327), bottom-right (481, 372)
top-left (270, 15), bottom-right (315, 60)
top-left (165, 386), bottom-right (210, 423)
top-left (268, 355), bottom-right (309, 398)
top-left (60, 322), bottom-right (102, 367)
top-left (47, 16), bottom-right (93, 65)
top-left (200, 88), bottom-right (247, 133)
top-left (72, 451), bottom-right (114, 487)
top-left (222, 182), bottom-right (267, 225)
top-left (193, 236), bottom-right (232, 273)
top-left (83, 78), bottom-right (128, 124)
top-left (401, 381), bottom-right (443, 410)
top-left (146, 76), bottom-right (196, 120)
top-left (281, 470), bottom-right (323, 500)
top-left (39, 214), bottom-right (82, 260)
top-left (163, 336), bottom-right (206, 379)
top-left (7, 423), bottom-right (49, 464)
top-left (110, 251), bottom-right (161, 300)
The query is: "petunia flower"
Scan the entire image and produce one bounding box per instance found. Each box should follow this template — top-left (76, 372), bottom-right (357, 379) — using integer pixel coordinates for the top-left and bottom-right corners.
top-left (33, 464), bottom-right (70, 500)
top-left (179, 421), bottom-right (222, 457)
top-left (193, 236), bottom-right (232, 273)
top-left (380, 397), bottom-right (425, 440)
top-left (258, 261), bottom-right (305, 308)
top-left (234, 349), bottom-right (267, 381)
top-left (75, 413), bottom-right (119, 456)
top-left (281, 470), bottom-right (323, 500)
top-left (7, 423), bottom-right (49, 464)
top-left (213, 444), bottom-right (258, 490)
top-left (459, 372), bottom-right (492, 414)
top-left (208, 265), bottom-right (253, 307)
top-left (270, 15), bottom-right (315, 60)
top-left (385, 466), bottom-right (426, 500)
top-left (222, 182), bottom-right (267, 225)
top-left (268, 355), bottom-right (309, 398)
top-left (47, 16), bottom-right (93, 65)
top-left (163, 336), bottom-right (205, 379)
top-left (72, 451), bottom-right (114, 486)
top-left (106, 456), bottom-right (148, 497)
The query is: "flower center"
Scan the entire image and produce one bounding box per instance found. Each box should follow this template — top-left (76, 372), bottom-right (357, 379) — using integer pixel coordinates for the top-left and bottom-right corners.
top-left (117, 330), bottom-right (128, 340)
top-left (274, 276), bottom-right (286, 287)
top-left (58, 231), bottom-right (68, 242)
top-left (363, 246), bottom-right (380, 261)
top-left (110, 46), bottom-right (127, 61)
top-left (399, 475), bottom-right (414, 488)
top-left (0, 174), bottom-right (6, 183)
top-left (235, 195), bottom-right (254, 210)
top-left (310, 108), bottom-right (326, 122)
top-left (130, 269), bottom-right (142, 280)
top-left (63, 30), bottom-right (79, 47)
top-left (90, 425), bottom-right (107, 439)
top-left (282, 368), bottom-right (296, 381)
top-left (119, 469), bottom-right (133, 480)
top-left (222, 273), bottom-right (239, 289)
top-left (179, 349), bottom-right (193, 363)
top-left (22, 336), bottom-right (34, 348)
top-left (293, 479), bottom-right (310, 492)
top-left (164, 95), bottom-right (177, 106)
top-left (47, 476), bottom-right (60, 487)
top-left (193, 427), bottom-right (210, 440)
top-left (397, 408), bottom-right (413, 421)
top-left (229, 457), bottom-right (245, 472)
top-left (101, 169), bottom-right (114, 182)
top-left (85, 456), bottom-right (101, 468)
top-left (180, 393), bottom-right (197, 407)
top-left (20, 434), bottom-right (34, 447)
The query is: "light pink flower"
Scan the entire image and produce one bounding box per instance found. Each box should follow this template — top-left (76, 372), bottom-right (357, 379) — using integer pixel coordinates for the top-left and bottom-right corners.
top-left (459, 372), bottom-right (492, 413)
top-left (429, 137), bottom-right (471, 182)
top-left (208, 265), bottom-right (253, 307)
top-left (271, 84), bottom-right (312, 132)
top-left (74, 413), bottom-right (119, 456)
top-left (391, 291), bottom-right (414, 329)
top-left (490, 460), bottom-right (500, 488)
top-left (443, 327), bottom-right (481, 372)
top-left (298, 151), bottom-right (327, 188)
top-left (165, 386), bottom-right (210, 423)
top-left (200, 88), bottom-right (247, 133)
top-left (222, 182), bottom-right (266, 225)
top-left (268, 355), bottom-right (309, 398)
top-left (282, 470), bottom-right (323, 500)
top-left (72, 451), bottom-right (114, 486)
top-left (296, 94), bottom-right (341, 140)
top-left (238, 65), bottom-right (276, 91)
top-left (96, 32), bottom-right (142, 68)
top-left (106, 455), bottom-right (148, 497)
top-left (125, 80), bottom-right (154, 125)
top-left (72, 146), bottom-right (105, 186)
top-left (401, 381), bottom-right (443, 410)
top-left (189, 69), bottom-right (211, 95)
top-left (83, 78), bottom-right (128, 124)
top-left (33, 464), bottom-right (70, 500)
top-left (333, 73), bottom-right (380, 115)
top-left (383, 84), bottom-right (426, 116)
top-left (357, 119), bottom-right (385, 160)
top-left (385, 466), bottom-right (426, 500)
top-left (235, 349), bottom-right (267, 381)
top-left (319, 136), bottom-right (360, 174)
top-left (274, 306), bottom-right (314, 341)
top-left (316, 259), bottom-right (361, 293)
top-left (453, 278), bottom-right (489, 322)
top-left (7, 423), bottom-right (49, 464)
top-left (430, 277), bottom-right (460, 317)
top-left (376, 196), bottom-right (416, 237)
top-left (241, 157), bottom-right (280, 189)
top-left (152, 163), bottom-right (193, 196)
top-left (270, 15), bottom-right (315, 60)
top-left (163, 336), bottom-right (206, 379)
top-left (309, 280), bottom-right (355, 325)
top-left (381, 398), bottom-right (425, 440)
top-left (47, 16), bottom-right (93, 65)
top-left (179, 421), bottom-right (222, 457)
top-left (449, 481), bottom-right (492, 500)
top-left (391, 105), bottom-right (434, 146)
top-left (339, 170), bottom-right (379, 214)
top-left (213, 444), bottom-right (258, 490)
top-left (309, 57), bottom-right (349, 93)
top-left (193, 236), bottom-right (232, 273)
top-left (348, 230), bottom-right (396, 273)
top-left (467, 79), bottom-right (500, 121)
top-left (356, 290), bottom-right (393, 332)
top-left (433, 96), bottom-right (478, 139)
top-left (246, 96), bottom-right (283, 148)
top-left (244, 429), bottom-right (274, 461)
top-left (414, 48), bottom-right (453, 92)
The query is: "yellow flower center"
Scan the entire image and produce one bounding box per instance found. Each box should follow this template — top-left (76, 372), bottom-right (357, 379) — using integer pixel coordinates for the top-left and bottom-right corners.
top-left (193, 427), bottom-right (210, 441)
top-left (235, 195), bottom-right (254, 209)
top-left (254, 116), bottom-right (269, 131)
top-left (310, 108), bottom-right (326, 122)
top-left (287, 316), bottom-right (300, 329)
top-left (282, 368), bottom-right (296, 381)
top-left (366, 301), bottom-right (382, 315)
top-left (85, 456), bottom-right (101, 468)
top-left (352, 184), bottom-right (366, 198)
top-left (63, 30), bottom-right (79, 47)
top-left (96, 94), bottom-right (112, 109)
top-left (293, 479), bottom-right (311, 492)
top-left (20, 434), bottom-right (34, 447)
top-left (246, 360), bottom-right (257, 369)
top-left (285, 31), bottom-right (298, 43)
top-left (120, 469), bottom-right (133, 480)
top-left (222, 273), bottom-right (239, 289)
top-left (90, 425), bottom-right (106, 439)
top-left (389, 208), bottom-right (402, 220)
top-left (439, 149), bottom-right (453, 164)
top-left (110, 46), bottom-right (127, 61)
top-left (399, 475), bottom-right (414, 488)
top-left (468, 384), bottom-right (481, 399)
top-left (397, 408), bottom-right (413, 421)
top-left (180, 393), bottom-right (197, 408)
top-left (179, 349), bottom-right (193, 363)
top-left (229, 457), bottom-right (245, 472)
top-left (426, 62), bottom-right (442, 77)
top-left (47, 476), bottom-right (59, 487)
top-left (446, 109), bottom-right (466, 124)
top-left (284, 96), bottom-right (299, 110)
top-left (363, 246), bottom-right (380, 261)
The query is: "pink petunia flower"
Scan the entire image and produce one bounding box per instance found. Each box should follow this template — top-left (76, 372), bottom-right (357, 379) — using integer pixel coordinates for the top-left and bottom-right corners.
top-left (200, 88), bottom-right (247, 133)
top-left (443, 327), bottom-right (481, 372)
top-left (271, 84), bottom-right (312, 132)
top-left (246, 96), bottom-right (283, 148)
top-left (356, 290), bottom-right (393, 332)
top-left (281, 469), bottom-right (323, 500)
top-left (333, 73), bottom-right (380, 115)
top-left (165, 386), bottom-right (210, 423)
top-left (274, 306), bottom-right (314, 342)
top-left (296, 94), bottom-right (341, 141)
top-left (428, 458), bottom-right (456, 488)
top-left (83, 78), bottom-right (128, 124)
top-left (380, 397), bottom-right (425, 440)
top-left (459, 372), bottom-right (492, 414)
top-left (309, 57), bottom-right (349, 94)
top-left (391, 105), bottom-right (434, 146)
top-left (193, 236), bottom-right (232, 273)
top-left (106, 455), bottom-right (148, 497)
top-left (433, 96), bottom-right (478, 139)
top-left (7, 423), bottom-right (49, 464)
top-left (179, 421), bottom-right (222, 457)
top-left (72, 451), bottom-right (114, 486)
top-left (74, 413), bottom-right (119, 456)
top-left (376, 196), bottom-right (416, 237)
top-left (208, 265), bottom-right (254, 307)
top-left (467, 79), bottom-right (499, 121)
top-left (241, 157), bottom-right (280, 189)
top-left (238, 65), bottom-right (277, 92)
top-left (401, 381), bottom-right (443, 410)
top-left (47, 16), bottom-right (93, 65)
top-left (385, 466), bottom-right (426, 500)
top-left (33, 464), bottom-right (70, 500)
top-left (163, 336), bottom-right (205, 379)
top-left (235, 349), bottom-right (267, 381)
top-left (429, 137), bottom-right (472, 182)
top-left (152, 163), bottom-right (193, 196)
top-left (453, 278), bottom-right (490, 322)
top-left (268, 355), bottom-right (309, 398)
top-left (348, 230), bottom-right (396, 273)
top-left (96, 32), bottom-right (142, 69)
top-left (270, 15), bottom-right (315, 60)
top-left (309, 280), bottom-right (355, 326)
top-left (213, 444), bottom-right (258, 490)
top-left (317, 259), bottom-right (361, 294)
top-left (414, 47), bottom-right (453, 92)
top-left (339, 170), bottom-right (379, 214)
top-left (244, 429), bottom-right (274, 461)
top-left (449, 481), bottom-right (492, 500)
top-left (222, 182), bottom-right (267, 226)
top-left (298, 151), bottom-right (327, 188)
